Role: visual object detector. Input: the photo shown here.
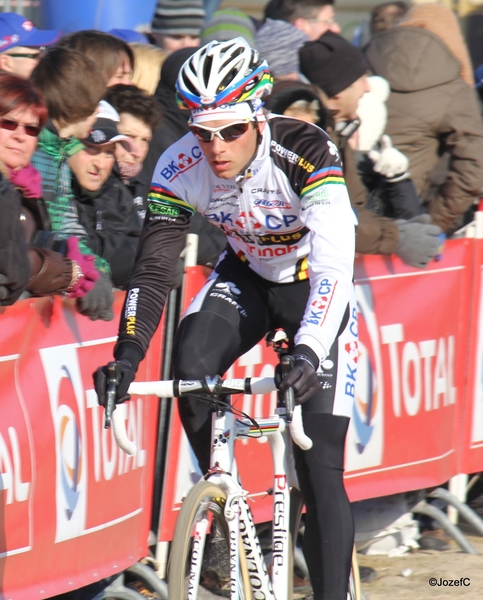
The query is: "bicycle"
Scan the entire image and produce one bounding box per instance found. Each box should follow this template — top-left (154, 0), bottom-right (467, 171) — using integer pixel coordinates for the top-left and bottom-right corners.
top-left (107, 331), bottom-right (362, 600)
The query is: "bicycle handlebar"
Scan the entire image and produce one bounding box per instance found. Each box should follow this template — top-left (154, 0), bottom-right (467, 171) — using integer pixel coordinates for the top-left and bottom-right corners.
top-left (280, 355), bottom-right (295, 423)
top-left (112, 406), bottom-right (137, 455)
top-left (288, 407), bottom-right (312, 451)
top-left (104, 362), bottom-right (119, 429)
top-left (109, 377), bottom-right (313, 455)
top-left (126, 376), bottom-right (277, 398)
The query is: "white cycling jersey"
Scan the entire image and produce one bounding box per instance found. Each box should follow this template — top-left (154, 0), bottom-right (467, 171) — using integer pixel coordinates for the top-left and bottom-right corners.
top-left (117, 115), bottom-right (357, 363)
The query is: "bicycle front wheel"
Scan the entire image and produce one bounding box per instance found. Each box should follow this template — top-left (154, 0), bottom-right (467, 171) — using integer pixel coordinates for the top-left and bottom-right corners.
top-left (168, 480), bottom-right (251, 599)
top-left (347, 546), bottom-right (362, 600)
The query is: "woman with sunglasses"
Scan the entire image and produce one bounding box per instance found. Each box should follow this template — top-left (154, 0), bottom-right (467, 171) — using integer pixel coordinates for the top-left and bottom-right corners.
top-left (96, 37), bottom-right (357, 600)
top-left (0, 72), bottom-right (99, 300)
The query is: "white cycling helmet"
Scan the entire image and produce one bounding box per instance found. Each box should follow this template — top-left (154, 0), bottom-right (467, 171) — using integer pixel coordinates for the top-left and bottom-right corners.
top-left (176, 37), bottom-right (273, 110)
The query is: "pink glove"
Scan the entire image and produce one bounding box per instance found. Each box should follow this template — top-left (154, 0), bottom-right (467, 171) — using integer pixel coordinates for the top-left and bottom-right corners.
top-left (65, 237), bottom-right (100, 298)
top-left (9, 164), bottom-right (43, 198)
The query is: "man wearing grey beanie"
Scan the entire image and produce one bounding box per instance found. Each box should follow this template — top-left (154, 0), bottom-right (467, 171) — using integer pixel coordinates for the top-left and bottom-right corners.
top-left (255, 18), bottom-right (310, 80)
top-left (151, 0), bottom-right (205, 52)
top-left (299, 31), bottom-right (443, 269)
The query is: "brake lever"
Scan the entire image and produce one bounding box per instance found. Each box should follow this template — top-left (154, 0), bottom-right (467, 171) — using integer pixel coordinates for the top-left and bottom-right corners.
top-left (280, 354), bottom-right (295, 423)
top-left (104, 362), bottom-right (120, 429)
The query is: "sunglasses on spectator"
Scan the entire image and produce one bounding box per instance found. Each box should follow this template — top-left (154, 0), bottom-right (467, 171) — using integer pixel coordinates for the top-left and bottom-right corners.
top-left (308, 16), bottom-right (336, 26)
top-left (189, 121), bottom-right (251, 143)
top-left (5, 52), bottom-right (41, 59)
top-left (0, 118), bottom-right (41, 137)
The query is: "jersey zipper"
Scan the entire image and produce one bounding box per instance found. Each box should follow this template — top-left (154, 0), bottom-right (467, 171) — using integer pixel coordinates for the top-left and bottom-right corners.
top-left (236, 173), bottom-right (259, 253)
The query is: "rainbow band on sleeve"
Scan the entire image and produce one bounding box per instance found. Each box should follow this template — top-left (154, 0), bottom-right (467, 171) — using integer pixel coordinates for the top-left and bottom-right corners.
top-left (148, 183), bottom-right (195, 216)
top-left (300, 166), bottom-right (345, 199)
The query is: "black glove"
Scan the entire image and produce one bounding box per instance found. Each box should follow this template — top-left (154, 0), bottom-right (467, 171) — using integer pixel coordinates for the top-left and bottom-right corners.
top-left (276, 345), bottom-right (321, 405)
top-left (93, 359), bottom-right (136, 407)
top-left (0, 274), bottom-right (8, 301)
top-left (76, 271), bottom-right (114, 321)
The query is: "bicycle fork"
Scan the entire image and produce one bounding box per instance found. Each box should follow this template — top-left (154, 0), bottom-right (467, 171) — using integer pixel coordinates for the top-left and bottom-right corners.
top-left (209, 408), bottom-right (279, 600)
top-left (268, 422), bottom-right (294, 599)
top-left (228, 422), bottom-right (294, 600)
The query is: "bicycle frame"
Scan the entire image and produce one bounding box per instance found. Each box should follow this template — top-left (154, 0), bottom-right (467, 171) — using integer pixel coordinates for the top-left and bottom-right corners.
top-left (115, 376), bottom-right (312, 599)
top-left (196, 402), bottom-right (298, 600)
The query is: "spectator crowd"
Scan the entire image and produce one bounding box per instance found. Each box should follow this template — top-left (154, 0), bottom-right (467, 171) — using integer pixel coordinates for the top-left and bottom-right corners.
top-left (1, 0), bottom-right (483, 315)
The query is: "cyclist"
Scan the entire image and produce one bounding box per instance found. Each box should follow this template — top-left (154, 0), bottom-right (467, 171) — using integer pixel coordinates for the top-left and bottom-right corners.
top-left (95, 37), bottom-right (358, 600)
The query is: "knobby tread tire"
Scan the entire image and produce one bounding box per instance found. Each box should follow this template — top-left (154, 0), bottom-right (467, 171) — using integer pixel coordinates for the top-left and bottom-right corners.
top-left (124, 561), bottom-right (168, 599)
top-left (167, 480), bottom-right (251, 599)
top-left (102, 587), bottom-right (148, 600)
top-left (348, 546), bottom-right (362, 600)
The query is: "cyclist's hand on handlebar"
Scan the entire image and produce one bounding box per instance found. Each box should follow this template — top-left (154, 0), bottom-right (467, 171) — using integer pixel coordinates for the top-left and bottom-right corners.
top-left (93, 359), bottom-right (136, 406)
top-left (276, 345), bottom-right (321, 405)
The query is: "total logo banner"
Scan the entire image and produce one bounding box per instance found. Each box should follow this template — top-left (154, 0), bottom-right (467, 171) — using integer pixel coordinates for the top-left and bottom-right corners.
top-left (0, 352), bottom-right (32, 556)
top-left (345, 282), bottom-right (458, 475)
top-left (160, 249), bottom-right (470, 538)
top-left (39, 342), bottom-right (148, 542)
top-left (0, 295), bottom-right (162, 599)
top-left (0, 337), bottom-right (151, 550)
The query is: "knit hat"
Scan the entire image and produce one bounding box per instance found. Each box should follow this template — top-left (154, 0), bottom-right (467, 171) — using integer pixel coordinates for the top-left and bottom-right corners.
top-left (151, 0), bottom-right (205, 36)
top-left (299, 30), bottom-right (368, 97)
top-left (200, 8), bottom-right (256, 47)
top-left (255, 19), bottom-right (309, 78)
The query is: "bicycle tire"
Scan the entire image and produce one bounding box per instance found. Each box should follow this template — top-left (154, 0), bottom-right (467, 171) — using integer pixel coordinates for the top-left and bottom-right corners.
top-left (168, 480), bottom-right (251, 599)
top-left (348, 546), bottom-right (362, 600)
top-left (124, 561), bottom-right (168, 599)
top-left (102, 586), bottom-right (148, 600)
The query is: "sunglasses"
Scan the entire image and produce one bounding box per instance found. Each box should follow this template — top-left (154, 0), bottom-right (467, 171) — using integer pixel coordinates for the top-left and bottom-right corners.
top-left (190, 121), bottom-right (251, 143)
top-left (5, 52), bottom-right (41, 59)
top-left (0, 118), bottom-right (41, 137)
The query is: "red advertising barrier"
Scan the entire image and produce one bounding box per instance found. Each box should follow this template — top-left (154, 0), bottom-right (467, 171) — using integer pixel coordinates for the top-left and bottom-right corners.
top-left (346, 238), bottom-right (472, 499)
top-left (158, 238), bottom-right (476, 540)
top-left (0, 293), bottom-right (163, 600)
top-left (3, 234), bottom-right (483, 591)
top-left (459, 237), bottom-right (483, 475)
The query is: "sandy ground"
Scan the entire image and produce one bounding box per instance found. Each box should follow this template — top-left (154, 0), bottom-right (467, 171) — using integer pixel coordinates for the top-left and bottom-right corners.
top-left (358, 531), bottom-right (483, 600)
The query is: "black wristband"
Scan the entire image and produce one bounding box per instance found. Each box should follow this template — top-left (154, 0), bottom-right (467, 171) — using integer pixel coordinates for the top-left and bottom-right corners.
top-left (292, 344), bottom-right (319, 370)
top-left (114, 341), bottom-right (144, 372)
top-left (384, 172), bottom-right (409, 183)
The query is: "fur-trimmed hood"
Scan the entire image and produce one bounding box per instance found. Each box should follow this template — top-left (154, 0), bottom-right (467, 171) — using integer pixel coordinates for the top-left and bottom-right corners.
top-left (365, 3), bottom-right (474, 92)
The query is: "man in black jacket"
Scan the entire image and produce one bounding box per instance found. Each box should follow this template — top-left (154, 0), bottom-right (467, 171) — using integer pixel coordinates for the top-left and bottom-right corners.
top-left (69, 102), bottom-right (143, 289)
top-left (299, 30), bottom-right (442, 268)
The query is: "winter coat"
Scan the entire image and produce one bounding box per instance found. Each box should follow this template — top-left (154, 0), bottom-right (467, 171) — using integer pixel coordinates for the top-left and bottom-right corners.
top-left (118, 163), bottom-right (150, 223)
top-left (140, 47), bottom-right (197, 195)
top-left (73, 172), bottom-right (142, 289)
top-left (332, 126), bottom-right (408, 255)
top-left (365, 26), bottom-right (483, 232)
top-left (32, 121), bottom-right (111, 273)
top-left (20, 196), bottom-right (73, 296)
top-left (0, 171), bottom-right (30, 305)
top-left (0, 169), bottom-right (73, 302)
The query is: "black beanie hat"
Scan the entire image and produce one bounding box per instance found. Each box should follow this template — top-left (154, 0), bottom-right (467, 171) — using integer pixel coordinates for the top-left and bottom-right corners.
top-left (299, 30), bottom-right (368, 97)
